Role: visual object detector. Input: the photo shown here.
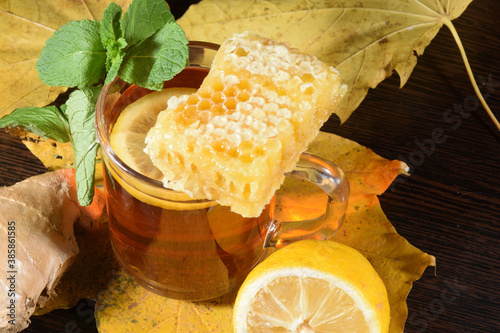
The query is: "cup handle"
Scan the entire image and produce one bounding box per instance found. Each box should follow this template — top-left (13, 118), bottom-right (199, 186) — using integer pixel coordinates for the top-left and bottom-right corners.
top-left (264, 152), bottom-right (349, 248)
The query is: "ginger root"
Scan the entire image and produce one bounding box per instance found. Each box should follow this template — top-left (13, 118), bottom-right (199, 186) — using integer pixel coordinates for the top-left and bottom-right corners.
top-left (0, 169), bottom-right (103, 332)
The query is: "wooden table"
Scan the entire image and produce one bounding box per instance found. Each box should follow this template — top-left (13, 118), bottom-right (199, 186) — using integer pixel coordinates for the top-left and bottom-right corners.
top-left (1, 0), bottom-right (499, 332)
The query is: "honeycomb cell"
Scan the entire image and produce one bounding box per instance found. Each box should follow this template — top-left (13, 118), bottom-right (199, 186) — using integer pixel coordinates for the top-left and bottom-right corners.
top-left (235, 46), bottom-right (249, 57)
top-left (237, 79), bottom-right (250, 90)
top-left (180, 105), bottom-right (198, 124)
top-left (239, 141), bottom-right (254, 152)
top-left (223, 97), bottom-right (237, 110)
top-left (176, 153), bottom-right (184, 167)
top-left (211, 80), bottom-right (224, 92)
top-left (198, 88), bottom-right (212, 98)
top-left (300, 83), bottom-right (315, 95)
top-left (223, 85), bottom-right (237, 98)
top-left (301, 73), bottom-right (314, 83)
top-left (240, 152), bottom-right (254, 164)
top-left (202, 145), bottom-right (214, 156)
top-left (186, 94), bottom-right (200, 105)
top-left (198, 98), bottom-right (212, 110)
top-left (212, 91), bottom-right (224, 103)
top-left (255, 145), bottom-right (266, 157)
top-left (213, 140), bottom-right (228, 152)
top-left (236, 90), bottom-right (250, 102)
top-left (211, 104), bottom-right (225, 115)
top-left (229, 181), bottom-right (237, 195)
top-left (228, 147), bottom-right (240, 158)
top-left (214, 171), bottom-right (224, 187)
top-left (242, 183), bottom-right (251, 199)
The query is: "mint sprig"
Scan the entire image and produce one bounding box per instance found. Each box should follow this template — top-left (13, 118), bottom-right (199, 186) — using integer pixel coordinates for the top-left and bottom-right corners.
top-left (0, 0), bottom-right (189, 206)
top-left (36, 0), bottom-right (187, 91)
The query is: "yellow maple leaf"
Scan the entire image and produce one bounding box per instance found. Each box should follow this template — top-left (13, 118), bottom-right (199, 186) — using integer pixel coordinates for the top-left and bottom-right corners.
top-left (96, 272), bottom-right (236, 333)
top-left (0, 0), bottom-right (133, 118)
top-left (177, 0), bottom-right (472, 123)
top-left (94, 132), bottom-right (435, 333)
top-left (284, 132), bottom-right (436, 333)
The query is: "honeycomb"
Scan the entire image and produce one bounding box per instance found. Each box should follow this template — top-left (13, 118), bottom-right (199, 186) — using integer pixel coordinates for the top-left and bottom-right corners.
top-left (145, 32), bottom-right (346, 217)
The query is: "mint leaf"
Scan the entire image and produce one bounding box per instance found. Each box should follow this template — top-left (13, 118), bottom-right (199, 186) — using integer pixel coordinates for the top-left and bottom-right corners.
top-left (100, 3), bottom-right (128, 84)
top-left (65, 87), bottom-right (102, 206)
top-left (121, 0), bottom-right (174, 47)
top-left (100, 3), bottom-right (124, 49)
top-left (36, 19), bottom-right (106, 88)
top-left (0, 106), bottom-right (71, 143)
top-left (119, 22), bottom-right (188, 90)
top-left (148, 24), bottom-right (189, 88)
top-left (104, 39), bottom-right (127, 85)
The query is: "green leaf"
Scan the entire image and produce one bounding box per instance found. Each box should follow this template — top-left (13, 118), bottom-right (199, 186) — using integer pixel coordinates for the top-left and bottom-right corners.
top-left (64, 87), bottom-right (102, 206)
top-left (100, 3), bottom-right (124, 49)
top-left (119, 22), bottom-right (188, 90)
top-left (0, 106), bottom-right (71, 143)
top-left (121, 0), bottom-right (175, 47)
top-left (104, 38), bottom-right (127, 84)
top-left (100, 3), bottom-right (128, 84)
top-left (36, 19), bottom-right (107, 89)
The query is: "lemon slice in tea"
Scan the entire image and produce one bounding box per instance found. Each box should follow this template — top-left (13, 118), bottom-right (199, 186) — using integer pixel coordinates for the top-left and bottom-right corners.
top-left (109, 87), bottom-right (216, 210)
top-left (110, 88), bottom-right (196, 180)
top-left (233, 240), bottom-right (390, 332)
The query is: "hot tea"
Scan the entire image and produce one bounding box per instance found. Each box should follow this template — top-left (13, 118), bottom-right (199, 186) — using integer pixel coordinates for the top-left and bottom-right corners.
top-left (103, 66), bottom-right (275, 300)
top-left (95, 40), bottom-right (349, 301)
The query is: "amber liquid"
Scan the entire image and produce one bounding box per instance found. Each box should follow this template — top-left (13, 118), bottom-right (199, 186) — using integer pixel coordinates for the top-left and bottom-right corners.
top-left (103, 68), bottom-right (271, 300)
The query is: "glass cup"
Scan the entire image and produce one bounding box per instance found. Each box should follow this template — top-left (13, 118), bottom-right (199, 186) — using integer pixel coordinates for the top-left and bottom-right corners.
top-left (95, 41), bottom-right (349, 301)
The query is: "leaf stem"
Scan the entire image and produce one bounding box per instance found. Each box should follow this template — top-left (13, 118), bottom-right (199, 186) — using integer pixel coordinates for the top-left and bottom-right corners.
top-left (442, 17), bottom-right (500, 131)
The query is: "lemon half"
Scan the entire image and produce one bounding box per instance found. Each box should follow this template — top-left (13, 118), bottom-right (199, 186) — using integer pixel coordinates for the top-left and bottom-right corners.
top-left (233, 240), bottom-right (390, 332)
